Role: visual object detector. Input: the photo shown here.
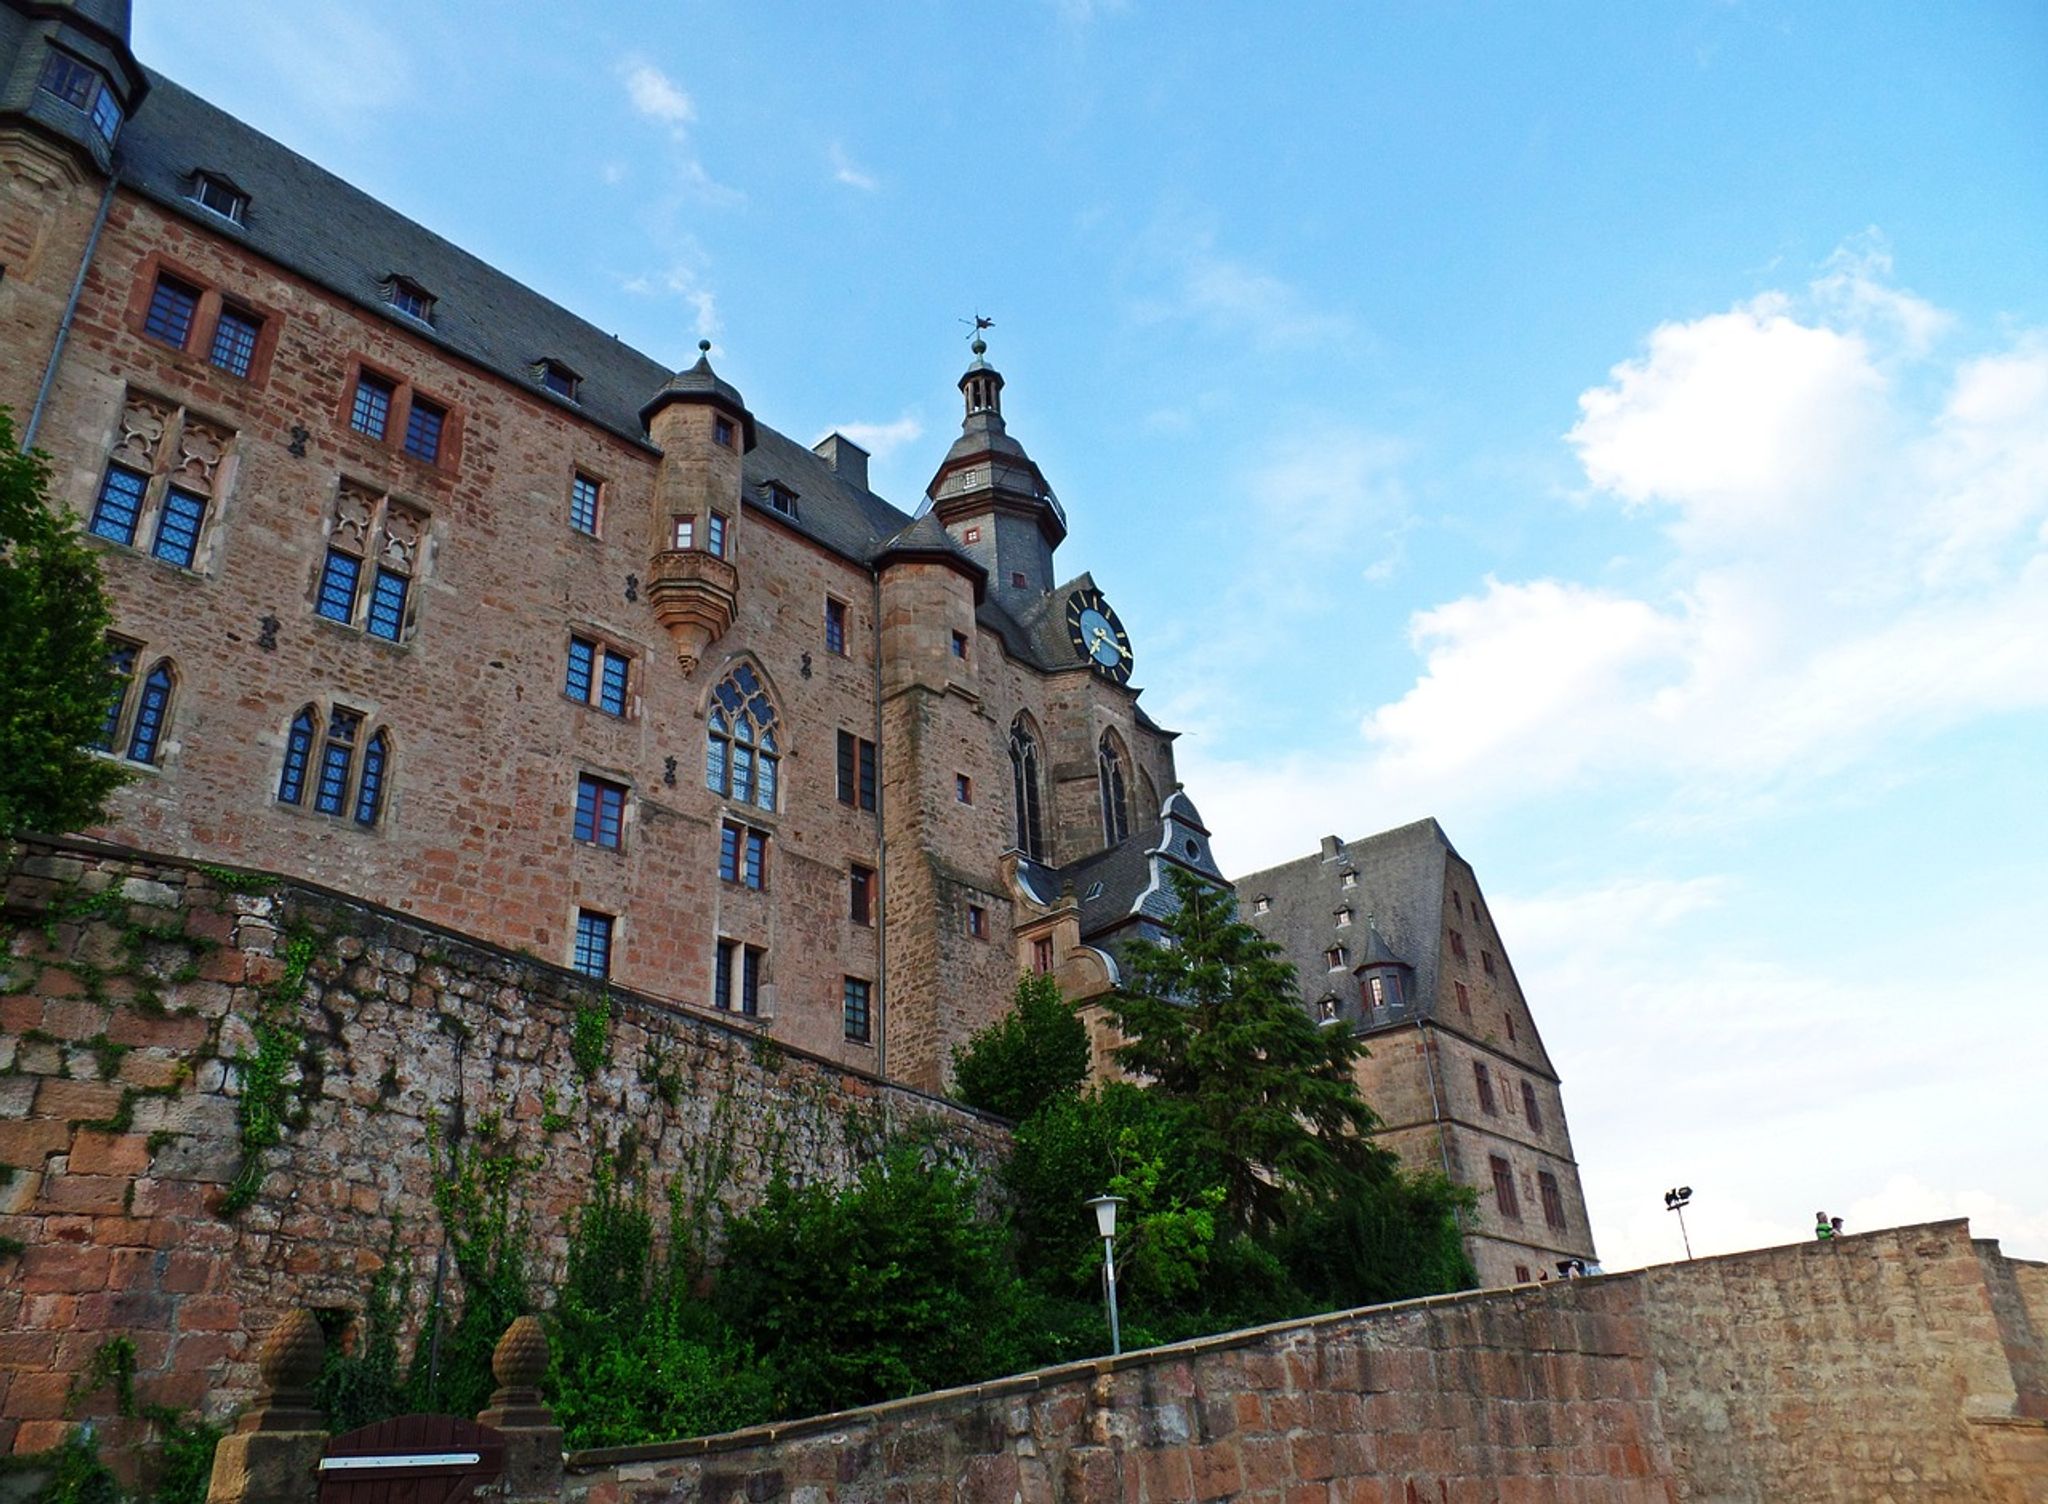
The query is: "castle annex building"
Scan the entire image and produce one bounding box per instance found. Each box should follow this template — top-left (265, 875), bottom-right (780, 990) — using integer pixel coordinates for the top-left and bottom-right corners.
top-left (0, 0), bottom-right (1228, 1094)
top-left (1236, 822), bottom-right (1599, 1288)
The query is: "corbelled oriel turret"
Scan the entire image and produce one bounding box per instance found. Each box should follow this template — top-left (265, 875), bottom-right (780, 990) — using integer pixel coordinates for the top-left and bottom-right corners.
top-left (0, 0), bottom-right (148, 175)
top-left (639, 341), bottom-right (754, 672)
top-left (924, 339), bottom-right (1066, 608)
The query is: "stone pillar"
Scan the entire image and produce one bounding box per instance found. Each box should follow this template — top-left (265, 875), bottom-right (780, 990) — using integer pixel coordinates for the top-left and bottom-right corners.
top-left (205, 1309), bottom-right (327, 1504)
top-left (476, 1315), bottom-right (563, 1502)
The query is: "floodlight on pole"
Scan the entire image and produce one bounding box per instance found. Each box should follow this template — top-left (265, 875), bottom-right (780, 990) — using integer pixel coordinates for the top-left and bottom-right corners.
top-left (1663, 1185), bottom-right (1695, 1260)
top-left (1084, 1194), bottom-right (1126, 1356)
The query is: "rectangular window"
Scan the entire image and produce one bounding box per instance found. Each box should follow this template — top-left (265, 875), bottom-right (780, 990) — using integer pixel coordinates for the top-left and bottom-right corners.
top-left (366, 568), bottom-right (409, 640)
top-left (209, 307), bottom-right (261, 377)
top-left (714, 416), bottom-right (734, 448)
top-left (1474, 1062), bottom-right (1498, 1116)
top-left (1505, 1012), bottom-right (1517, 1042)
top-left (316, 549), bottom-right (362, 622)
top-left (314, 708), bottom-right (361, 816)
top-left (150, 487), bottom-right (206, 567)
top-left (967, 904), bottom-right (987, 939)
top-left (143, 275), bottom-right (200, 348)
top-left (1490, 1155), bottom-right (1521, 1221)
top-left (744, 828), bottom-right (766, 889)
top-left (720, 824), bottom-right (766, 889)
top-left (597, 649), bottom-right (629, 716)
top-left (1450, 930), bottom-right (1467, 960)
top-left (574, 774), bottom-right (626, 849)
top-left (570, 472), bottom-right (601, 535)
top-left (715, 938), bottom-right (734, 1010)
top-left (1482, 951), bottom-right (1496, 976)
top-left (950, 631), bottom-right (968, 659)
top-left (565, 636), bottom-right (595, 702)
top-left (1369, 976), bottom-right (1386, 1007)
top-left (850, 864), bottom-right (874, 926)
top-left (89, 464), bottom-right (148, 546)
top-left (824, 598), bottom-right (847, 655)
top-left (1522, 1080), bottom-right (1543, 1133)
top-left (1455, 981), bottom-right (1471, 1016)
top-left (740, 945), bottom-right (761, 1016)
top-left (955, 774), bottom-right (972, 804)
top-left (1515, 1263), bottom-right (1533, 1285)
top-left (671, 515), bottom-right (694, 550)
top-left (573, 910), bottom-right (613, 979)
top-left (351, 372), bottom-right (394, 439)
top-left (1539, 1170), bottom-right (1566, 1231)
top-left (404, 397), bottom-right (445, 462)
top-left (192, 174), bottom-right (245, 222)
top-left (39, 51), bottom-right (98, 109)
top-left (859, 739), bottom-right (877, 811)
top-left (767, 483), bottom-right (798, 518)
top-left (719, 822), bottom-right (740, 883)
top-left (837, 731), bottom-right (878, 811)
top-left (843, 977), bottom-right (871, 1042)
top-left (387, 282), bottom-right (433, 321)
top-left (707, 511), bottom-right (727, 558)
top-left (1032, 937), bottom-right (1054, 975)
top-left (837, 732), bottom-right (854, 804)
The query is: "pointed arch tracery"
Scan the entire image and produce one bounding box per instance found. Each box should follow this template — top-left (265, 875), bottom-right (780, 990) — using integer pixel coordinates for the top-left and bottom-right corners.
top-left (706, 661), bottom-right (779, 811)
top-left (1098, 729), bottom-right (1131, 845)
top-left (1009, 713), bottom-right (1046, 861)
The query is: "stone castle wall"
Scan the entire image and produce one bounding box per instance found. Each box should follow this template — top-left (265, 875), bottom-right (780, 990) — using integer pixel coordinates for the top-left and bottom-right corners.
top-left (560, 1218), bottom-right (2048, 1503)
top-left (0, 836), bottom-right (1008, 1464)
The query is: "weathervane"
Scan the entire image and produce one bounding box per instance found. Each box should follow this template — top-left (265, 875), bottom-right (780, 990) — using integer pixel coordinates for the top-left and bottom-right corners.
top-left (959, 312), bottom-right (995, 349)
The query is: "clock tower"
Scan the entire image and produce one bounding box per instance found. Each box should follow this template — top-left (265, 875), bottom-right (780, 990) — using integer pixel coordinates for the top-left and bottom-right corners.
top-left (924, 339), bottom-right (1067, 610)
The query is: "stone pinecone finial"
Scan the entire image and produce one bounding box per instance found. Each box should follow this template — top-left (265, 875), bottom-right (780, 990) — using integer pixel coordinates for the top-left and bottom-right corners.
top-left (492, 1314), bottom-right (549, 1393)
top-left (258, 1309), bottom-right (325, 1404)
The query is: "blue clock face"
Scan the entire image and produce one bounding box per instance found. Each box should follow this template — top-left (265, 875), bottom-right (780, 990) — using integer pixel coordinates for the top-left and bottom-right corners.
top-left (1065, 587), bottom-right (1133, 683)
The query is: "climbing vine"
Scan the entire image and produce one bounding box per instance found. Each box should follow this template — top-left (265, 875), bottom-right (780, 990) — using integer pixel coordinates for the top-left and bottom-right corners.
top-left (220, 928), bottom-right (321, 1216)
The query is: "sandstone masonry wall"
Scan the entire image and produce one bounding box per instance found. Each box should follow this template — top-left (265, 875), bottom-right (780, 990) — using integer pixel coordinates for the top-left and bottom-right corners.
top-left (0, 836), bottom-right (1007, 1468)
top-left (562, 1220), bottom-right (2047, 1504)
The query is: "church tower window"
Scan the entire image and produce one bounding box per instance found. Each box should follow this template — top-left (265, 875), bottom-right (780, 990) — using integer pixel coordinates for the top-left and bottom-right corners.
top-left (1098, 731), bottom-right (1130, 845)
top-left (1009, 717), bottom-right (1046, 860)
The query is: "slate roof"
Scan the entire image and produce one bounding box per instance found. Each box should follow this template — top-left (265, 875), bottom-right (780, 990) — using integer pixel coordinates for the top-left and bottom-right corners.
top-left (1236, 819), bottom-right (1459, 1035)
top-left (105, 65), bottom-right (1132, 684)
top-left (1031, 787), bottom-right (1230, 948)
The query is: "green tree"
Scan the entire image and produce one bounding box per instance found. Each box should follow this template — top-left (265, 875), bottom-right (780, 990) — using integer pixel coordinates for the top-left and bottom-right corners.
top-left (1103, 868), bottom-right (1391, 1233)
top-left (950, 970), bottom-right (1091, 1120)
top-left (0, 409), bottom-right (127, 839)
top-left (713, 1144), bottom-right (1027, 1417)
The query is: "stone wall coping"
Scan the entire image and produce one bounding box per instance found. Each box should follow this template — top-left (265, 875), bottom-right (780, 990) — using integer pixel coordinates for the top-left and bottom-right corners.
top-left (563, 1217), bottom-right (1989, 1473)
top-left (9, 833), bottom-right (1009, 1131)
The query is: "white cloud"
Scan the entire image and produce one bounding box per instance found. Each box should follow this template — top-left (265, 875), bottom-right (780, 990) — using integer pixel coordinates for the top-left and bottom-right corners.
top-left (621, 59), bottom-right (695, 132)
top-left (622, 258), bottom-right (720, 339)
top-left (819, 414), bottom-right (924, 463)
top-left (1127, 223), bottom-right (1355, 352)
top-left (829, 143), bottom-right (879, 192)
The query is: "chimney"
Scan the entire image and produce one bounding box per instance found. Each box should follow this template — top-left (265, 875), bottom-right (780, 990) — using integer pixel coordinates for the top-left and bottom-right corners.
top-left (1320, 835), bottom-right (1343, 861)
top-left (814, 432), bottom-right (870, 493)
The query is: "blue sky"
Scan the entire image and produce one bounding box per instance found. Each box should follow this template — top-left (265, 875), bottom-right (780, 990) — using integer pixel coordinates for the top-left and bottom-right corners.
top-left (135, 2), bottom-right (2047, 1269)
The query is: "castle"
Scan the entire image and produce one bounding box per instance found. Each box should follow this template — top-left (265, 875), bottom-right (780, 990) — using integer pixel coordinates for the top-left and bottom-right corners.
top-left (3, 0), bottom-right (1590, 1281)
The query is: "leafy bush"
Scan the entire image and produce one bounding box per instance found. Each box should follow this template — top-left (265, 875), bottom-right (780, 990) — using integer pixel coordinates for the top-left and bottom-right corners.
top-left (714, 1145), bottom-right (1029, 1417)
top-left (950, 971), bottom-right (1090, 1121)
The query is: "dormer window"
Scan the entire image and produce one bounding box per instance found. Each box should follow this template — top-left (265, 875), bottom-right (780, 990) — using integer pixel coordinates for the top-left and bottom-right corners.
top-left (39, 51), bottom-right (121, 143)
top-left (191, 173), bottom-right (247, 224)
top-left (1253, 895), bottom-right (1270, 915)
top-left (538, 361), bottom-right (580, 400)
top-left (384, 278), bottom-right (434, 323)
top-left (1335, 908), bottom-right (1353, 928)
top-left (1340, 870), bottom-right (1357, 888)
top-left (764, 483), bottom-right (799, 519)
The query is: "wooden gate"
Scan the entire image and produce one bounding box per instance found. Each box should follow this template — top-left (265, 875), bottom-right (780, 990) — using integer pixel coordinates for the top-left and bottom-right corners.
top-left (316, 1415), bottom-right (505, 1504)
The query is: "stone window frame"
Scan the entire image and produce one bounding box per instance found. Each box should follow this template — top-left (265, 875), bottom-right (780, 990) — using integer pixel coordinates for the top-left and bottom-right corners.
top-left (1031, 937), bottom-right (1055, 975)
top-left (842, 976), bottom-right (873, 1043)
top-left (311, 478), bottom-right (430, 647)
top-left (85, 388), bottom-right (237, 576)
top-left (563, 631), bottom-right (639, 719)
top-left (568, 469), bottom-right (604, 537)
top-left (1008, 715), bottom-right (1046, 860)
top-left (1097, 729), bottom-right (1131, 846)
top-left (719, 821), bottom-right (769, 890)
top-left (92, 637), bottom-right (178, 771)
top-left (1474, 1061), bottom-right (1498, 1116)
top-left (1489, 1154), bottom-right (1521, 1222)
top-left (836, 729), bottom-right (877, 812)
top-left (573, 771), bottom-right (630, 852)
top-left (967, 903), bottom-right (987, 940)
top-left (572, 908), bottom-right (615, 980)
top-left (273, 698), bottom-right (394, 831)
top-left (706, 661), bottom-right (781, 813)
top-left (1538, 1169), bottom-right (1567, 1231)
top-left (124, 252), bottom-right (280, 387)
top-left (1522, 1079), bottom-right (1544, 1133)
top-left (337, 354), bottom-right (463, 474)
top-left (714, 937), bottom-right (767, 1016)
top-left (849, 863), bottom-right (876, 927)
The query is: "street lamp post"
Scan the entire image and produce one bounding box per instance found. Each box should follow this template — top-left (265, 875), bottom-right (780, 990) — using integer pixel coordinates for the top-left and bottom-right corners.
top-left (1084, 1194), bottom-right (1126, 1357)
top-left (1663, 1186), bottom-right (1694, 1260)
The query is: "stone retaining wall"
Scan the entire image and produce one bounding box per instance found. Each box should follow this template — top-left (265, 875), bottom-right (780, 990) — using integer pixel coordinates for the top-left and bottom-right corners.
top-left (563, 1219), bottom-right (2047, 1503)
top-left (0, 836), bottom-right (1008, 1474)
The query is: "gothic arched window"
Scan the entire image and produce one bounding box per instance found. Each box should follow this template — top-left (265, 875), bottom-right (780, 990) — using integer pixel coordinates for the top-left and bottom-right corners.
top-left (355, 730), bottom-right (390, 827)
top-left (706, 663), bottom-right (778, 812)
top-left (1098, 731), bottom-right (1130, 845)
top-left (278, 701), bottom-right (393, 827)
top-left (1009, 716), bottom-right (1045, 861)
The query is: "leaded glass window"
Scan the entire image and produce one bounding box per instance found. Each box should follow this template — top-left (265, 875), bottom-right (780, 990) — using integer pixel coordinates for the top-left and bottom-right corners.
top-left (1009, 717), bottom-right (1045, 861)
top-left (355, 732), bottom-right (389, 826)
top-left (366, 568), bottom-right (408, 641)
top-left (1098, 732), bottom-right (1130, 845)
top-left (89, 465), bottom-right (148, 546)
top-left (126, 661), bottom-right (173, 765)
top-left (278, 708), bottom-right (316, 805)
top-left (316, 549), bottom-right (361, 622)
top-left (151, 487), bottom-right (207, 568)
top-left (705, 664), bottom-right (777, 811)
top-left (144, 276), bottom-right (199, 348)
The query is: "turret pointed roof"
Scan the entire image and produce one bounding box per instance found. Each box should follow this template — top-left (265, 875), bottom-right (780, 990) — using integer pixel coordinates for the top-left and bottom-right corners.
top-left (924, 339), bottom-right (1066, 546)
top-left (640, 341), bottom-right (756, 448)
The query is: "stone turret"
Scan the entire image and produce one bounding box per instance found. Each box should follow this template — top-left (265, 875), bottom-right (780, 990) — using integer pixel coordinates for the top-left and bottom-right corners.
top-left (0, 0), bottom-right (148, 175)
top-left (640, 341), bottom-right (754, 672)
top-left (924, 339), bottom-right (1066, 609)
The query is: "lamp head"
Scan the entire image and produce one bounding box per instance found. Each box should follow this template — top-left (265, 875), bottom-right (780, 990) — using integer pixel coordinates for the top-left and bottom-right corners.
top-left (1083, 1193), bottom-right (1125, 1240)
